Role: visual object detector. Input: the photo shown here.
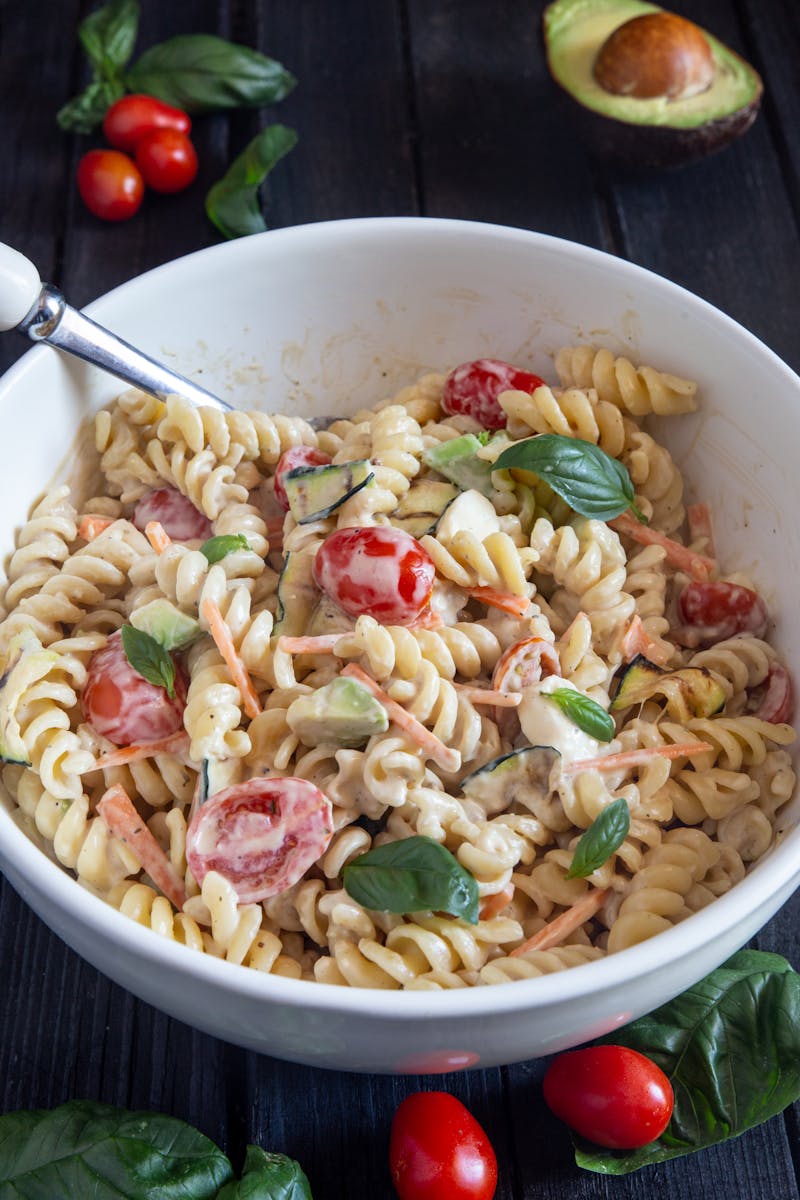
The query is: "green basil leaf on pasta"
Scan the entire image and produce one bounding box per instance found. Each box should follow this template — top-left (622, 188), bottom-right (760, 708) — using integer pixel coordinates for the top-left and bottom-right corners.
top-left (494, 434), bottom-right (646, 522)
top-left (205, 124), bottom-right (298, 240)
top-left (199, 533), bottom-right (250, 564)
top-left (565, 797), bottom-right (630, 879)
top-left (217, 1146), bottom-right (313, 1200)
top-left (574, 951), bottom-right (800, 1174)
top-left (343, 835), bottom-right (479, 924)
top-left (126, 35), bottom-right (296, 112)
top-left (545, 688), bottom-right (615, 742)
top-left (121, 624), bottom-right (176, 699)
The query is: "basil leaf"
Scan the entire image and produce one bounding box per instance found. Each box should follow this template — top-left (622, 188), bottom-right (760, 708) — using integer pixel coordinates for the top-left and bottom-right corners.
top-left (343, 835), bottom-right (479, 924)
top-left (565, 797), bottom-right (630, 879)
top-left (218, 1146), bottom-right (313, 1200)
top-left (79, 0), bottom-right (140, 82)
top-left (56, 78), bottom-right (125, 133)
top-left (574, 950), bottom-right (800, 1174)
top-left (121, 624), bottom-right (176, 698)
top-left (494, 434), bottom-right (646, 522)
top-left (545, 688), bottom-right (615, 742)
top-left (126, 35), bottom-right (296, 112)
top-left (200, 533), bottom-right (250, 564)
top-left (0, 1100), bottom-right (233, 1198)
top-left (205, 124), bottom-right (298, 240)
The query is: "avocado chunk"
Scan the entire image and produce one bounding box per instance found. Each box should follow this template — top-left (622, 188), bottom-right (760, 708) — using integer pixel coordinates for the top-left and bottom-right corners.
top-left (423, 434), bottom-right (496, 497)
top-left (130, 598), bottom-right (201, 650)
top-left (286, 676), bottom-right (389, 747)
top-left (0, 630), bottom-right (61, 765)
top-left (543, 0), bottom-right (763, 169)
top-left (611, 653), bottom-right (726, 720)
top-left (461, 745), bottom-right (562, 816)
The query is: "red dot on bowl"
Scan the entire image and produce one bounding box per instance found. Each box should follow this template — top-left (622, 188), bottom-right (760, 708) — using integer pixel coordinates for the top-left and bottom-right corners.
top-left (394, 1049), bottom-right (481, 1074)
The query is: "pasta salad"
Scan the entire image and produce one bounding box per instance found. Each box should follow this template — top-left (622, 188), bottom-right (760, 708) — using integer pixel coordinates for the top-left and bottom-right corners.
top-left (0, 346), bottom-right (794, 989)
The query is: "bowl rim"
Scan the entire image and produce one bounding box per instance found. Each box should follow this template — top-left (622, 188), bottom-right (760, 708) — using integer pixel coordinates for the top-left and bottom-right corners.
top-left (1, 214), bottom-right (798, 1021)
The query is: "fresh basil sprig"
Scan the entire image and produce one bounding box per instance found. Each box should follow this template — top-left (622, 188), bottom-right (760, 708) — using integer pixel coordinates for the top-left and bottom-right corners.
top-left (565, 797), bottom-right (630, 879)
top-left (57, 0), bottom-right (137, 132)
top-left (121, 624), bottom-right (176, 698)
top-left (545, 688), bottom-right (615, 742)
top-left (200, 533), bottom-right (250, 563)
top-left (206, 125), bottom-right (298, 240)
top-left (494, 434), bottom-right (646, 522)
top-left (574, 950), bottom-right (800, 1174)
top-left (343, 835), bottom-right (479, 924)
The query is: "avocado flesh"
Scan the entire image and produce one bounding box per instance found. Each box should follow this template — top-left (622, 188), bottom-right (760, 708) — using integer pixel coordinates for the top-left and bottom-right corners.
top-left (544, 0), bottom-right (762, 165)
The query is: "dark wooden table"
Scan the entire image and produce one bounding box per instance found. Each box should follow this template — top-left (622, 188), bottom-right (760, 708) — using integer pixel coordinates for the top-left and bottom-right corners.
top-left (1, 2), bottom-right (799, 1196)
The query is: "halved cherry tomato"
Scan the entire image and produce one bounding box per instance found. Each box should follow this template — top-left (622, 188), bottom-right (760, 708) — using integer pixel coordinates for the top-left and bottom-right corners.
top-left (102, 94), bottom-right (191, 153)
top-left (82, 630), bottom-right (187, 746)
top-left (185, 777), bottom-right (333, 903)
top-left (676, 580), bottom-right (768, 647)
top-left (313, 526), bottom-right (435, 625)
top-left (491, 636), bottom-right (561, 694)
top-left (754, 663), bottom-right (795, 723)
top-left (273, 446), bottom-right (332, 511)
top-left (543, 1045), bottom-right (674, 1150)
top-left (390, 1091), bottom-right (497, 1200)
top-left (76, 149), bottom-right (144, 222)
top-left (134, 128), bottom-right (198, 194)
top-left (442, 359), bottom-right (545, 430)
top-left (132, 487), bottom-right (212, 542)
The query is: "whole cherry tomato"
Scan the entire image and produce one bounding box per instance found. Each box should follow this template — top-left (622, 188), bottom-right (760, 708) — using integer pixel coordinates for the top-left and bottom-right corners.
top-left (676, 580), bottom-right (768, 647)
top-left (273, 446), bottom-right (332, 511)
top-left (186, 777), bottom-right (334, 902)
top-left (82, 630), bottom-right (188, 746)
top-left (102, 94), bottom-right (191, 153)
top-left (390, 1091), bottom-right (497, 1200)
top-left (76, 149), bottom-right (144, 221)
top-left (313, 526), bottom-right (436, 625)
top-left (132, 487), bottom-right (212, 542)
top-left (134, 128), bottom-right (198, 194)
top-left (442, 359), bottom-right (545, 430)
top-left (543, 1045), bottom-right (674, 1150)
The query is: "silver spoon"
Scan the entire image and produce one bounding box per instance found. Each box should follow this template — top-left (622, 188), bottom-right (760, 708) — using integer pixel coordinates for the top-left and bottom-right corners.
top-left (0, 242), bottom-right (232, 412)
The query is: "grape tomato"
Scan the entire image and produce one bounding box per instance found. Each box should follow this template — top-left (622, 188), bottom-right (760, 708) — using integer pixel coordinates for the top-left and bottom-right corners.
top-left (102, 94), bottom-right (191, 152)
top-left (134, 128), bottom-right (198, 194)
top-left (442, 359), bottom-right (545, 430)
top-left (389, 1091), bottom-right (497, 1200)
top-left (273, 446), bottom-right (332, 510)
top-left (132, 487), bottom-right (212, 542)
top-left (76, 149), bottom-right (144, 222)
top-left (82, 630), bottom-right (187, 746)
top-left (186, 777), bottom-right (333, 903)
top-left (313, 526), bottom-right (435, 625)
top-left (677, 580), bottom-right (768, 645)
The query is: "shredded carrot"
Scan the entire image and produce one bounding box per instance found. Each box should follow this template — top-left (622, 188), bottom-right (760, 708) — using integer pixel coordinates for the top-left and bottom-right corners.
top-left (563, 740), bottom-right (713, 776)
top-left (97, 784), bottom-right (187, 910)
top-left (201, 597), bottom-right (262, 720)
top-left (466, 586), bottom-right (530, 618)
top-left (408, 607), bottom-right (444, 630)
top-left (145, 520), bottom-right (172, 554)
top-left (277, 634), bottom-right (339, 655)
top-left (479, 883), bottom-right (515, 921)
top-left (610, 512), bottom-right (714, 582)
top-left (95, 731), bottom-right (191, 770)
top-left (341, 663), bottom-right (461, 772)
top-left (686, 502), bottom-right (716, 558)
top-left (619, 615), bottom-right (672, 667)
top-left (78, 514), bottom-right (114, 541)
top-left (454, 684), bottom-right (522, 707)
top-left (510, 888), bottom-right (610, 956)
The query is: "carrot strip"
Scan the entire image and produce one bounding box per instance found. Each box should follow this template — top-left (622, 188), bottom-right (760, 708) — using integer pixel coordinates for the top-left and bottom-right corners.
top-left (95, 732), bottom-right (191, 770)
top-left (619, 615), bottom-right (672, 668)
top-left (466, 586), bottom-right (530, 618)
top-left (563, 740), bottom-right (713, 775)
top-left (341, 663), bottom-right (461, 772)
top-left (454, 684), bottom-right (522, 707)
top-left (687, 502), bottom-right (716, 558)
top-left (408, 607), bottom-right (444, 630)
top-left (610, 512), bottom-right (714, 582)
top-left (145, 520), bottom-right (172, 554)
top-left (479, 883), bottom-right (515, 922)
top-left (78, 514), bottom-right (114, 541)
top-left (277, 634), bottom-right (339, 655)
top-left (201, 597), bottom-right (262, 720)
top-left (97, 784), bottom-right (187, 910)
top-left (510, 888), bottom-right (610, 956)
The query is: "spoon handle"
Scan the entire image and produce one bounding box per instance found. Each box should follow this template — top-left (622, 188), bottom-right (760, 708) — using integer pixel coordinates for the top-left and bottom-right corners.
top-left (0, 242), bottom-right (232, 412)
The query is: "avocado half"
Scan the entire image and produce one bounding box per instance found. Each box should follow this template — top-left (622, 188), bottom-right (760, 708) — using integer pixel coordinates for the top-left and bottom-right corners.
top-left (543, 0), bottom-right (763, 169)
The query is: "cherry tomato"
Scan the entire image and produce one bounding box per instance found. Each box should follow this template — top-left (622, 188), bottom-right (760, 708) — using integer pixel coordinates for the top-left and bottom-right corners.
top-left (442, 359), bottom-right (545, 430)
top-left (491, 636), bottom-right (561, 694)
top-left (82, 630), bottom-right (187, 746)
top-left (134, 128), bottom-right (198, 194)
top-left (543, 1045), bottom-right (674, 1150)
top-left (273, 446), bottom-right (333, 511)
top-left (76, 149), bottom-right (144, 222)
top-left (754, 663), bottom-right (795, 724)
top-left (313, 526), bottom-right (436, 625)
top-left (102, 94), bottom-right (191, 153)
top-left (390, 1091), bottom-right (497, 1200)
top-left (132, 487), bottom-right (212, 542)
top-left (676, 580), bottom-right (768, 646)
top-left (186, 777), bottom-right (334, 903)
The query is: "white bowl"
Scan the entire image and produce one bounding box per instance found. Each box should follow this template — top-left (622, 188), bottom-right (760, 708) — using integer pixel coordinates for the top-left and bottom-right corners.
top-left (1, 217), bottom-right (798, 1074)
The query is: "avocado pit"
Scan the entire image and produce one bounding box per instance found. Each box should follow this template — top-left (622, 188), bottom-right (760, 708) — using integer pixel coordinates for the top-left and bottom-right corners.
top-left (593, 12), bottom-right (715, 101)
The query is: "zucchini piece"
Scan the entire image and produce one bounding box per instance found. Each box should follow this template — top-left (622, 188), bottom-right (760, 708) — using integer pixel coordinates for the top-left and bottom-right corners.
top-left (423, 433), bottom-right (495, 496)
top-left (434, 488), bottom-right (502, 541)
top-left (307, 595), bottom-right (355, 636)
top-left (130, 598), bottom-right (201, 650)
top-left (461, 745), bottom-right (561, 816)
top-left (611, 654), bottom-right (726, 721)
top-left (391, 480), bottom-right (459, 538)
top-left (273, 550), bottom-right (319, 638)
top-left (286, 676), bottom-right (389, 747)
top-left (284, 459), bottom-right (374, 525)
top-left (0, 630), bottom-right (60, 765)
